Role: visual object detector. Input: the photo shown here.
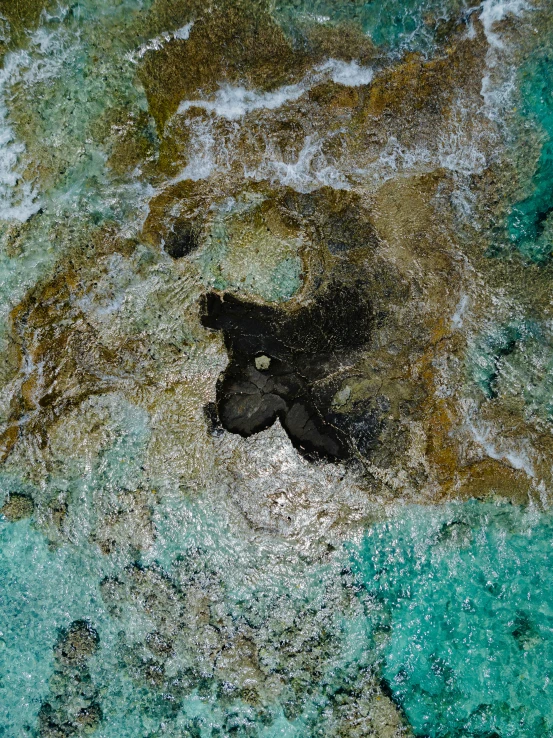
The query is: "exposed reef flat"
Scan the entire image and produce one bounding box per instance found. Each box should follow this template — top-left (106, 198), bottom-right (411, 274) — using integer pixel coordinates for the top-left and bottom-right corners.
top-left (2, 0), bottom-right (553, 736)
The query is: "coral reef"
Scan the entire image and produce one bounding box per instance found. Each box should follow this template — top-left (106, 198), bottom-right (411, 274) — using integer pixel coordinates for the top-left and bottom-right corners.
top-left (2, 0), bottom-right (553, 736)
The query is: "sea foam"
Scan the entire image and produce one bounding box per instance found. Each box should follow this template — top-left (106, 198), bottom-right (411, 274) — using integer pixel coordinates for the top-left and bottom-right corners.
top-left (131, 22), bottom-right (194, 61)
top-left (0, 52), bottom-right (41, 222)
top-left (315, 59), bottom-right (374, 87)
top-left (177, 81), bottom-right (308, 120)
top-left (245, 135), bottom-right (350, 193)
top-left (480, 0), bottom-right (529, 49)
top-left (176, 58), bottom-right (374, 120)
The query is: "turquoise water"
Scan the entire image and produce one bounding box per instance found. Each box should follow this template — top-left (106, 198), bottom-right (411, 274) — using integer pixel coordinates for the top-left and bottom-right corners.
top-left (467, 321), bottom-right (539, 400)
top-left (0, 520), bottom-right (111, 738)
top-left (5, 498), bottom-right (553, 737)
top-left (466, 320), bottom-right (553, 419)
top-left (507, 53), bottom-right (553, 262)
top-left (468, 320), bottom-right (553, 424)
top-left (354, 503), bottom-right (553, 738)
top-left (275, 0), bottom-right (469, 53)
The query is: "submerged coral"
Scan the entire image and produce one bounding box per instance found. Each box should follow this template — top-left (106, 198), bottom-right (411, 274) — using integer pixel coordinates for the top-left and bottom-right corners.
top-left (38, 621), bottom-right (102, 738)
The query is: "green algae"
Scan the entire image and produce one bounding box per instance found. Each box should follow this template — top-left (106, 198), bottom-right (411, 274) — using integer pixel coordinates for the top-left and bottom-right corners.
top-left (269, 256), bottom-right (302, 301)
top-left (195, 194), bottom-right (304, 303)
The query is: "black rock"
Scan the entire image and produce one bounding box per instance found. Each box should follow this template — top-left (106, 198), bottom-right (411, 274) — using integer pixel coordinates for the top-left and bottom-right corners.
top-left (200, 276), bottom-right (373, 461)
top-left (164, 222), bottom-right (198, 259)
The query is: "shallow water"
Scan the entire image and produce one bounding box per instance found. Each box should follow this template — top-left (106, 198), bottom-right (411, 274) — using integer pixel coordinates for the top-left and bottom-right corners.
top-left (1, 0), bottom-right (553, 736)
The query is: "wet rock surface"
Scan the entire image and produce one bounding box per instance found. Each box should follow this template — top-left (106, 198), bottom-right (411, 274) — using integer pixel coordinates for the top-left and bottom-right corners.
top-left (201, 276), bottom-right (373, 460)
top-left (2, 0), bottom-right (553, 736)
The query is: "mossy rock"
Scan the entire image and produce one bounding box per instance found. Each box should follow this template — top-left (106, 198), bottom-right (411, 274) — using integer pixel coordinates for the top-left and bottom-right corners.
top-left (0, 0), bottom-right (48, 43)
top-left (139, 0), bottom-right (311, 129)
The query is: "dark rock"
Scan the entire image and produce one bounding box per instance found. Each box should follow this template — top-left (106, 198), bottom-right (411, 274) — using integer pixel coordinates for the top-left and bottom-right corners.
top-left (511, 610), bottom-right (539, 650)
top-left (328, 403), bottom-right (382, 458)
top-left (200, 275), bottom-right (373, 461)
top-left (203, 402), bottom-right (224, 437)
top-left (146, 631), bottom-right (174, 657)
top-left (75, 704), bottom-right (102, 731)
top-left (55, 620), bottom-right (99, 667)
top-left (164, 222), bottom-right (198, 259)
top-left (38, 621), bottom-right (102, 737)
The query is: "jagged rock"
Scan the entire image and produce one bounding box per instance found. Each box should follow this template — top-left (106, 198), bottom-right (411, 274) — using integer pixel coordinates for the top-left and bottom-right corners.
top-left (1, 493), bottom-right (34, 521)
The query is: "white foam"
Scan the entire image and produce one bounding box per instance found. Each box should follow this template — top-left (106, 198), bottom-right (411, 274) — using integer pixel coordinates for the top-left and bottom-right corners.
top-left (173, 22), bottom-right (194, 40)
top-left (451, 185), bottom-right (478, 220)
top-left (176, 58), bottom-right (374, 121)
top-left (464, 18), bottom-right (478, 40)
top-left (479, 0), bottom-right (529, 49)
top-left (361, 136), bottom-right (432, 183)
top-left (243, 117), bottom-right (486, 197)
top-left (354, 99), bottom-right (488, 193)
top-left (178, 81), bottom-right (307, 120)
top-left (245, 135), bottom-right (350, 193)
top-left (480, 68), bottom-right (517, 118)
top-left (478, 0), bottom-right (530, 120)
top-left (467, 418), bottom-right (535, 478)
top-left (131, 21), bottom-right (194, 61)
top-left (24, 23), bottom-right (73, 84)
top-left (436, 103), bottom-right (488, 176)
top-left (170, 119), bottom-right (220, 183)
top-left (438, 132), bottom-right (486, 176)
top-left (115, 173), bottom-right (156, 239)
top-left (168, 58), bottom-right (484, 196)
top-left (316, 59), bottom-right (374, 87)
top-left (452, 294), bottom-right (470, 328)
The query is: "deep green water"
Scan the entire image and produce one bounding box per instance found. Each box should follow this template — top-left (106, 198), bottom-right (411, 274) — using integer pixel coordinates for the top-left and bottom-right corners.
top-left (1, 0), bottom-right (553, 737)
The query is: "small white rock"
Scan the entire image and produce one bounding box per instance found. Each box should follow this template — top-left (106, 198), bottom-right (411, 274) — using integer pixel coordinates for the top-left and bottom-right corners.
top-left (332, 385), bottom-right (351, 407)
top-left (255, 355), bottom-right (271, 371)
